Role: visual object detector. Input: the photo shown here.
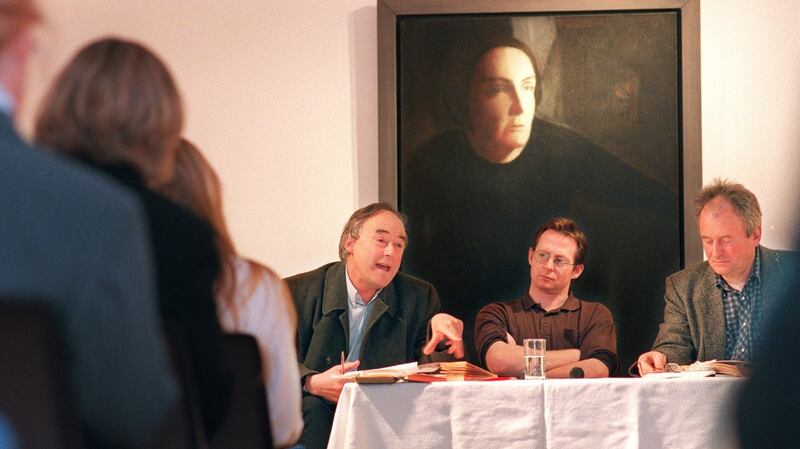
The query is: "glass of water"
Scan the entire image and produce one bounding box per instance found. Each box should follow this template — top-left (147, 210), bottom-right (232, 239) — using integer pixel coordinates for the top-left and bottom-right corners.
top-left (523, 338), bottom-right (546, 379)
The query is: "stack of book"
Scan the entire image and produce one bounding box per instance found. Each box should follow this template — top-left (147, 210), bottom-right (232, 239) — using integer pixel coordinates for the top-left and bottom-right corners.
top-left (406, 361), bottom-right (499, 382)
top-left (337, 361), bottom-right (501, 383)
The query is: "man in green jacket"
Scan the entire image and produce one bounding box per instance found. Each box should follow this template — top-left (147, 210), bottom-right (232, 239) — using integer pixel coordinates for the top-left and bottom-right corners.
top-left (287, 202), bottom-right (464, 449)
top-left (637, 179), bottom-right (798, 374)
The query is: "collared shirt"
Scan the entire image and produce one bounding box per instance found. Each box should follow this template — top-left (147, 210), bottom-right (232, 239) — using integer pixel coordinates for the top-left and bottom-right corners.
top-left (474, 292), bottom-right (621, 375)
top-left (344, 269), bottom-right (381, 362)
top-left (717, 247), bottom-right (763, 361)
top-left (0, 84), bottom-right (14, 115)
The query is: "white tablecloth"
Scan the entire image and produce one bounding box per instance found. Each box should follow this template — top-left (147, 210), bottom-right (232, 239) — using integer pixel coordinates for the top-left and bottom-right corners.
top-left (328, 377), bottom-right (743, 449)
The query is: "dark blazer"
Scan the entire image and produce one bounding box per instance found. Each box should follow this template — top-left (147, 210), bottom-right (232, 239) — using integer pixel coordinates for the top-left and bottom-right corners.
top-left (85, 162), bottom-right (232, 437)
top-left (287, 262), bottom-right (444, 382)
top-left (651, 246), bottom-right (798, 364)
top-left (0, 114), bottom-right (176, 448)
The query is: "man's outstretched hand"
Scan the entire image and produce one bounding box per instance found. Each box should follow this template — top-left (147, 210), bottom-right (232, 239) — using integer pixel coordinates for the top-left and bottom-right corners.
top-left (423, 313), bottom-right (464, 358)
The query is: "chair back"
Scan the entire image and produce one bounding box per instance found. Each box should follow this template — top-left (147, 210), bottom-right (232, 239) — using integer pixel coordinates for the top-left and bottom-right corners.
top-left (0, 301), bottom-right (84, 449)
top-left (209, 333), bottom-right (273, 449)
top-left (157, 323), bottom-right (209, 449)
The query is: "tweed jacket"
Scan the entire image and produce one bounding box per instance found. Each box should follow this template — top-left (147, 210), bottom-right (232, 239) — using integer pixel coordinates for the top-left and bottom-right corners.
top-left (652, 246), bottom-right (798, 364)
top-left (287, 262), bottom-right (444, 383)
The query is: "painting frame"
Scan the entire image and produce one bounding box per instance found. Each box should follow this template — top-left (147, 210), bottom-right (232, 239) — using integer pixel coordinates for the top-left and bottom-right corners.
top-left (377, 0), bottom-right (702, 265)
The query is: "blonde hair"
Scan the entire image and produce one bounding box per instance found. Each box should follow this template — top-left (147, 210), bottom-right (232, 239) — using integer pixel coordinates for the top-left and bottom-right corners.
top-left (160, 138), bottom-right (295, 326)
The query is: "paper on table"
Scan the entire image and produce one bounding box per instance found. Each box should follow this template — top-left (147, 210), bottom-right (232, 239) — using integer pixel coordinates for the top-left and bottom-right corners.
top-left (643, 370), bottom-right (716, 379)
top-left (331, 361), bottom-right (438, 380)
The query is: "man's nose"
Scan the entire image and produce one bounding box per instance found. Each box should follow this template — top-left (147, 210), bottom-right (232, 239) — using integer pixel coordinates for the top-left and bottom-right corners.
top-left (708, 241), bottom-right (719, 258)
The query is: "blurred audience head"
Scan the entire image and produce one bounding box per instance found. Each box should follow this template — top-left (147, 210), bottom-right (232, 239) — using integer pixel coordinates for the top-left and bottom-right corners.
top-left (0, 0), bottom-right (41, 105)
top-left (34, 36), bottom-right (184, 185)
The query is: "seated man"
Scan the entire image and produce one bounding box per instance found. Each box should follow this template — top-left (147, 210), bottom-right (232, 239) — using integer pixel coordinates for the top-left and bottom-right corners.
top-left (475, 218), bottom-right (621, 378)
top-left (287, 202), bottom-right (464, 449)
top-left (637, 179), bottom-right (799, 374)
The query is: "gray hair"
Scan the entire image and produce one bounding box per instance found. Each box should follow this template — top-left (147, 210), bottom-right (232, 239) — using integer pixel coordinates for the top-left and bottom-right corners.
top-left (695, 178), bottom-right (761, 236)
top-left (338, 202), bottom-right (406, 261)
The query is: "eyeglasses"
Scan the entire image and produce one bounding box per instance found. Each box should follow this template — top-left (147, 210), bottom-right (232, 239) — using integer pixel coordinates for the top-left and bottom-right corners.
top-left (532, 251), bottom-right (575, 269)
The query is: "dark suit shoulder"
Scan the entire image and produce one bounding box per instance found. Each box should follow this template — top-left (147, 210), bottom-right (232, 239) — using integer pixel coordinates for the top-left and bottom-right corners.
top-left (1, 133), bottom-right (142, 225)
top-left (285, 262), bottom-right (339, 286)
top-left (285, 262), bottom-right (341, 309)
top-left (285, 262), bottom-right (340, 295)
top-left (391, 270), bottom-right (436, 293)
top-left (761, 246), bottom-right (800, 268)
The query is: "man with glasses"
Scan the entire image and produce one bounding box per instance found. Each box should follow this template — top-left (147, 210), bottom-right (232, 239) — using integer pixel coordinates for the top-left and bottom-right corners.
top-left (475, 218), bottom-right (621, 377)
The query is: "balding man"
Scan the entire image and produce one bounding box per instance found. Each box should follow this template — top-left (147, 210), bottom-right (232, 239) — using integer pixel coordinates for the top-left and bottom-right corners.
top-left (637, 179), bottom-right (798, 374)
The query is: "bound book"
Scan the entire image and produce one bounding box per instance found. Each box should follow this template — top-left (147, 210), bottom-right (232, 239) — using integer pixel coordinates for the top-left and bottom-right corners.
top-left (406, 361), bottom-right (499, 382)
top-left (333, 361), bottom-right (500, 383)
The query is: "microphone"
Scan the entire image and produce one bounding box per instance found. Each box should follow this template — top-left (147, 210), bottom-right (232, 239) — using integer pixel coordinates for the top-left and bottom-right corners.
top-left (569, 367), bottom-right (585, 378)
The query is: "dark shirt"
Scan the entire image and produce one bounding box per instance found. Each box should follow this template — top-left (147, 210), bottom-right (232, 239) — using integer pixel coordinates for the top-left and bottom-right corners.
top-left (475, 292), bottom-right (621, 376)
top-left (84, 161), bottom-right (232, 437)
top-left (717, 247), bottom-right (763, 361)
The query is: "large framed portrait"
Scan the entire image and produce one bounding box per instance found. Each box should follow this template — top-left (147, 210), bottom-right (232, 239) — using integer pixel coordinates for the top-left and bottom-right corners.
top-left (378, 0), bottom-right (701, 369)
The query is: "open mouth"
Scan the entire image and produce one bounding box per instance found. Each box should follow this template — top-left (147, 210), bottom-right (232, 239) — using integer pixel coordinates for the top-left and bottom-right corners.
top-left (376, 263), bottom-right (391, 272)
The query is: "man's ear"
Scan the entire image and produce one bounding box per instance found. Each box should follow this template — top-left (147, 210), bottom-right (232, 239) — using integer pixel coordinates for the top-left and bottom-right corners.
top-left (343, 235), bottom-right (357, 256)
top-left (571, 264), bottom-right (584, 280)
top-left (528, 247), bottom-right (535, 266)
top-left (751, 224), bottom-right (762, 246)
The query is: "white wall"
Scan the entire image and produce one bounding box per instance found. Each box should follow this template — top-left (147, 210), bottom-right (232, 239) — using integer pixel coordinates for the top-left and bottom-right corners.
top-left (701, 0), bottom-right (800, 250)
top-left (18, 0), bottom-right (799, 278)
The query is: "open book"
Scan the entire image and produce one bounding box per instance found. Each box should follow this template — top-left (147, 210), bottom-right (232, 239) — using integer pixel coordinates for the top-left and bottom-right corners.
top-left (644, 359), bottom-right (752, 378)
top-left (333, 361), bottom-right (499, 383)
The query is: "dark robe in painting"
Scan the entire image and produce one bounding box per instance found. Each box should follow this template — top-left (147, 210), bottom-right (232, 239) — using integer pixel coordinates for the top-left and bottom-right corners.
top-left (401, 118), bottom-right (680, 366)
